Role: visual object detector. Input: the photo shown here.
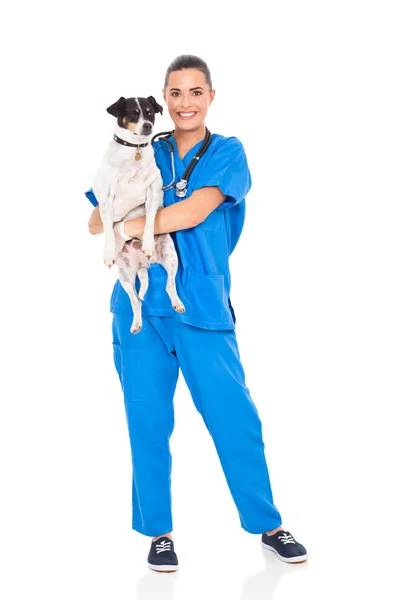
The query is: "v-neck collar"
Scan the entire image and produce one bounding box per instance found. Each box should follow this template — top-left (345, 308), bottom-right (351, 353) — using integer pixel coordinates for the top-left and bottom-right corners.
top-left (170, 135), bottom-right (205, 169)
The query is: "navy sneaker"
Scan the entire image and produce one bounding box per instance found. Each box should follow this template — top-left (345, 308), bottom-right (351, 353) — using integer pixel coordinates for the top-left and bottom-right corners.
top-left (261, 530), bottom-right (308, 563)
top-left (147, 536), bottom-right (179, 572)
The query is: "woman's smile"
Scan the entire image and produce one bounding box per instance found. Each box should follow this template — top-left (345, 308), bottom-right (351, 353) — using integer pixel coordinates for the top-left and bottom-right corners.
top-left (177, 111), bottom-right (198, 120)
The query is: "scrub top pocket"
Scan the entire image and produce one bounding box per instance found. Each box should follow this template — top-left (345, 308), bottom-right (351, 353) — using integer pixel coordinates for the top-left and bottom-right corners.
top-left (183, 267), bottom-right (232, 327)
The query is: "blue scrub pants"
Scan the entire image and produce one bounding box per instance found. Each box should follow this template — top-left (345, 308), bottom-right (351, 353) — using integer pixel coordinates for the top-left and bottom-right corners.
top-left (111, 312), bottom-right (283, 537)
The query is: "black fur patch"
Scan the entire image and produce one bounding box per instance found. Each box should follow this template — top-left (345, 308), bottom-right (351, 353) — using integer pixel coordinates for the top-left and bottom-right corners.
top-left (106, 96), bottom-right (163, 130)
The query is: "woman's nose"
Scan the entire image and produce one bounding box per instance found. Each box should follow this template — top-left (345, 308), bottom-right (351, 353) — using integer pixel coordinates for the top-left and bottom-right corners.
top-left (179, 96), bottom-right (194, 108)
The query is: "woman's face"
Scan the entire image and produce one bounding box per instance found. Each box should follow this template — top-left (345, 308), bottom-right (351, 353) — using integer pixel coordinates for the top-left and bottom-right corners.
top-left (162, 68), bottom-right (215, 132)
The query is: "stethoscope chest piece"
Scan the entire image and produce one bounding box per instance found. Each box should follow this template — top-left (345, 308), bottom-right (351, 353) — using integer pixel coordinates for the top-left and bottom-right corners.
top-left (175, 180), bottom-right (188, 197)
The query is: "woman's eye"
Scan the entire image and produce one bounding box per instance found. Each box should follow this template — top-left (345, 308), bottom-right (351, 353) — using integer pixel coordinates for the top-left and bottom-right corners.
top-left (171, 91), bottom-right (202, 97)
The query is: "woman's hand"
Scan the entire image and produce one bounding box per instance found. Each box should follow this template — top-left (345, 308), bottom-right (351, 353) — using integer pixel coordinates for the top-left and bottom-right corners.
top-left (88, 205), bottom-right (103, 234)
top-left (88, 203), bottom-right (144, 240)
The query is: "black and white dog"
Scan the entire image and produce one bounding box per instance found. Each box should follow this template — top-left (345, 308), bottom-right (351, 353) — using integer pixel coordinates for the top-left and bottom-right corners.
top-left (92, 96), bottom-right (185, 333)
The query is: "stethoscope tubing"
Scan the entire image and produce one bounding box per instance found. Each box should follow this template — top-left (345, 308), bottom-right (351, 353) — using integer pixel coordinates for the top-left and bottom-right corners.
top-left (151, 131), bottom-right (176, 191)
top-left (151, 128), bottom-right (212, 196)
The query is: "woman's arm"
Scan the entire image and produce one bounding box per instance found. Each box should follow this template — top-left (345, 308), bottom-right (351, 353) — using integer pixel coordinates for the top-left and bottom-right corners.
top-left (88, 186), bottom-right (226, 236)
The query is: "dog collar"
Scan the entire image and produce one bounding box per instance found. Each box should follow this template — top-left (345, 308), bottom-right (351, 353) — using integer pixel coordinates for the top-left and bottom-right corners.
top-left (113, 134), bottom-right (149, 148)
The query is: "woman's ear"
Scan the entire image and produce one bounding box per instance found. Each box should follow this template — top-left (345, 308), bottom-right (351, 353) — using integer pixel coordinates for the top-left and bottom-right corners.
top-left (147, 95), bottom-right (164, 115)
top-left (106, 97), bottom-right (126, 117)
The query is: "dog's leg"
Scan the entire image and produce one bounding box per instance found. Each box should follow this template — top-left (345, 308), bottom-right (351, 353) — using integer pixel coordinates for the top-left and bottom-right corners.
top-left (116, 264), bottom-right (144, 334)
top-left (137, 266), bottom-right (149, 300)
top-left (141, 182), bottom-right (162, 260)
top-left (115, 246), bottom-right (149, 333)
top-left (157, 234), bottom-right (185, 313)
top-left (96, 174), bottom-right (119, 268)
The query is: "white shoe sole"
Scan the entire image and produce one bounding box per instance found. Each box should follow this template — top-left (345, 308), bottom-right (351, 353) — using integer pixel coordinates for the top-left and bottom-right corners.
top-left (148, 562), bottom-right (179, 572)
top-left (261, 541), bottom-right (308, 563)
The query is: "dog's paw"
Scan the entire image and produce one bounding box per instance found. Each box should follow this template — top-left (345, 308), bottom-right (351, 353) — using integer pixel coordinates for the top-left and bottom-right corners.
top-left (104, 258), bottom-right (115, 268)
top-left (130, 322), bottom-right (142, 334)
top-left (173, 302), bottom-right (185, 313)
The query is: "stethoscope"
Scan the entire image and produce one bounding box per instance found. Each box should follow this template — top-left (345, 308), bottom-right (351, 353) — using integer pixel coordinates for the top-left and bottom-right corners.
top-left (151, 127), bottom-right (212, 197)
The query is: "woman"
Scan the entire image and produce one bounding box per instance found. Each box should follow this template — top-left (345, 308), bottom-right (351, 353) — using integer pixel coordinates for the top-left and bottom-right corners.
top-left (86, 55), bottom-right (307, 572)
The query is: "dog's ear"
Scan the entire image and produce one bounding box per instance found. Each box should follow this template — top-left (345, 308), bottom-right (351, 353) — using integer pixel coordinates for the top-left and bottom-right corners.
top-left (147, 96), bottom-right (163, 115)
top-left (106, 96), bottom-right (126, 117)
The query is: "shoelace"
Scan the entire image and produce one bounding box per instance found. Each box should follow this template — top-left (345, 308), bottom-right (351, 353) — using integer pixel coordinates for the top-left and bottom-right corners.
top-left (277, 532), bottom-right (296, 545)
top-left (155, 539), bottom-right (172, 554)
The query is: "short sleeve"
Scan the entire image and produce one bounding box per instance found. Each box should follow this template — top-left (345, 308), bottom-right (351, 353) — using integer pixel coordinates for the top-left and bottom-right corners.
top-left (85, 187), bottom-right (98, 207)
top-left (194, 137), bottom-right (252, 209)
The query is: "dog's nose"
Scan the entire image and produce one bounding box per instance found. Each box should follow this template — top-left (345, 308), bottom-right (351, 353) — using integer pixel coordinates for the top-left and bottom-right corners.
top-left (142, 122), bottom-right (152, 132)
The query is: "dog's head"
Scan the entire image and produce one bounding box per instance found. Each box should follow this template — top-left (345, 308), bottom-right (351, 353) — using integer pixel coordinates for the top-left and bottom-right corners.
top-left (106, 96), bottom-right (163, 137)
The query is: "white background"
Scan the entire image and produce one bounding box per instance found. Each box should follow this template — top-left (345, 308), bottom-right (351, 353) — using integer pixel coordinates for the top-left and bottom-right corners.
top-left (1, 1), bottom-right (399, 598)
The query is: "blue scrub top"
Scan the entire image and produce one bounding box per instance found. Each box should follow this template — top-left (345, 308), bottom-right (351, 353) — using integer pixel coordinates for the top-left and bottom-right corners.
top-left (85, 133), bottom-right (252, 330)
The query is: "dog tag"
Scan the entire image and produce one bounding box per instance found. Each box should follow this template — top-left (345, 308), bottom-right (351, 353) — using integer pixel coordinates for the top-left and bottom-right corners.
top-left (135, 151), bottom-right (142, 161)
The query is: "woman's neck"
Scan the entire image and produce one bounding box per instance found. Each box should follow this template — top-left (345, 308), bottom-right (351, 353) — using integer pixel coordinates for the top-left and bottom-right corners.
top-left (173, 123), bottom-right (206, 149)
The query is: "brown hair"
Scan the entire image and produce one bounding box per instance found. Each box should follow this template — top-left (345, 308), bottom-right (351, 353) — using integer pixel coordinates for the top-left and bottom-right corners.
top-left (164, 55), bottom-right (212, 89)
